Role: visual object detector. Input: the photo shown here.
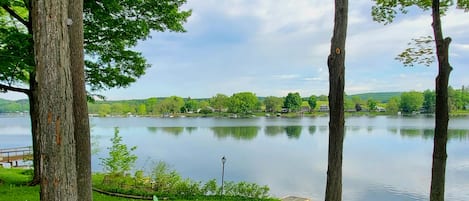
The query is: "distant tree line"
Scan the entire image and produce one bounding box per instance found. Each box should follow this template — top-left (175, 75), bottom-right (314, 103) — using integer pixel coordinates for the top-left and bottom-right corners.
top-left (87, 92), bottom-right (321, 117)
top-left (2, 86), bottom-right (468, 115)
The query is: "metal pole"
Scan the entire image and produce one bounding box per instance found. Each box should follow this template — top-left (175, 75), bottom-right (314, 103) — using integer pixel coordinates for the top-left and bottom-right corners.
top-left (221, 156), bottom-right (226, 196)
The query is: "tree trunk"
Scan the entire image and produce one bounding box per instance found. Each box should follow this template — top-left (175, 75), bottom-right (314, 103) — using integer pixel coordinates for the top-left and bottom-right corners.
top-left (26, 1), bottom-right (42, 185)
top-left (325, 1), bottom-right (347, 201)
top-left (28, 75), bottom-right (41, 185)
top-left (68, 0), bottom-right (92, 200)
top-left (32, 0), bottom-right (78, 200)
top-left (430, 1), bottom-right (451, 201)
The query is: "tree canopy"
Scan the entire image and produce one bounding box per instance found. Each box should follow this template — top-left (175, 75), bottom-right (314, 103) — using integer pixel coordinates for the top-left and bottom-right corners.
top-left (228, 92), bottom-right (259, 114)
top-left (284, 92), bottom-right (302, 112)
top-left (0, 0), bottom-right (191, 94)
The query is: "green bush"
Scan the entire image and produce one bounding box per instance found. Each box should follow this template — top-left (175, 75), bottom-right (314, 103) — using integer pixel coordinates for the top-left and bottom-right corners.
top-left (100, 127), bottom-right (137, 176)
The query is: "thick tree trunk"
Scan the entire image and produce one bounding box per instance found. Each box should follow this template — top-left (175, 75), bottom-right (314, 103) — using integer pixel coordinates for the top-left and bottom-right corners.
top-left (430, 1), bottom-right (451, 201)
top-left (32, 0), bottom-right (78, 200)
top-left (68, 0), bottom-right (92, 200)
top-left (325, 1), bottom-right (347, 201)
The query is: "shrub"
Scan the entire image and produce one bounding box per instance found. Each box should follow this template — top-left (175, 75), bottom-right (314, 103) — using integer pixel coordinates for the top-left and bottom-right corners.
top-left (100, 127), bottom-right (137, 176)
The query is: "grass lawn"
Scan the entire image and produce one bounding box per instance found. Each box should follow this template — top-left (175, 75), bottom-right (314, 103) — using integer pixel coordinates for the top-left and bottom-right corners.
top-left (0, 168), bottom-right (279, 201)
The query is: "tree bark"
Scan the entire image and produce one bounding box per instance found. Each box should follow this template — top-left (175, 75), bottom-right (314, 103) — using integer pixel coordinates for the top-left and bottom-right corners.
top-left (68, 0), bottom-right (92, 200)
top-left (32, 0), bottom-right (78, 200)
top-left (325, 1), bottom-right (347, 201)
top-left (28, 75), bottom-right (41, 185)
top-left (430, 1), bottom-right (451, 201)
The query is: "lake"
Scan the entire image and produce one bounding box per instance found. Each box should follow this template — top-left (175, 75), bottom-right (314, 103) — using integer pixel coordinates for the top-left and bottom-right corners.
top-left (1, 114), bottom-right (469, 201)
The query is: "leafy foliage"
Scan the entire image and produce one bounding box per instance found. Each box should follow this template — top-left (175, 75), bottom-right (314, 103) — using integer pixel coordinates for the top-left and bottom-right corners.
top-left (386, 96), bottom-right (401, 114)
top-left (284, 92), bottom-right (302, 112)
top-left (371, 0), bottom-right (452, 24)
top-left (396, 36), bottom-right (435, 67)
top-left (367, 99), bottom-right (378, 111)
top-left (400, 91), bottom-right (424, 113)
top-left (228, 92), bottom-right (259, 114)
top-left (263, 96), bottom-right (284, 113)
top-left (100, 128), bottom-right (137, 175)
top-left (371, 1), bottom-right (468, 67)
top-left (83, 0), bottom-right (191, 90)
top-left (0, 0), bottom-right (191, 94)
top-left (0, 15), bottom-right (33, 86)
top-left (210, 94), bottom-right (230, 112)
top-left (423, 89), bottom-right (436, 113)
top-left (308, 95), bottom-right (317, 111)
top-left (93, 160), bottom-right (276, 200)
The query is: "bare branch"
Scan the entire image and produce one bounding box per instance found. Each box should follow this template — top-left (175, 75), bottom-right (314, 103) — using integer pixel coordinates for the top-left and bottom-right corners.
top-left (0, 83), bottom-right (31, 96)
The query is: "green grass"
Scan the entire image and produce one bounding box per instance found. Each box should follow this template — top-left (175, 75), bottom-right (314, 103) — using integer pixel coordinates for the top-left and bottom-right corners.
top-left (0, 168), bottom-right (279, 201)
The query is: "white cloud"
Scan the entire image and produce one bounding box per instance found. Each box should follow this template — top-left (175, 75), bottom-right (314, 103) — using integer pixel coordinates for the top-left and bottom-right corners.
top-left (60, 0), bottom-right (469, 100)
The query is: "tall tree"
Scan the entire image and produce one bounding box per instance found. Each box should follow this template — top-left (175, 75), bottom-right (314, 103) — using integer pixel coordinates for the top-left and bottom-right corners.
top-left (68, 0), bottom-right (91, 199)
top-left (325, 1), bottom-right (348, 201)
top-left (372, 1), bottom-right (469, 200)
top-left (0, 0), bottom-right (191, 183)
top-left (264, 96), bottom-right (284, 113)
top-left (423, 89), bottom-right (436, 113)
top-left (400, 91), bottom-right (424, 113)
top-left (32, 0), bottom-right (77, 199)
top-left (210, 93), bottom-right (229, 112)
top-left (284, 92), bottom-right (302, 112)
top-left (308, 95), bottom-right (317, 112)
top-left (228, 92), bottom-right (259, 114)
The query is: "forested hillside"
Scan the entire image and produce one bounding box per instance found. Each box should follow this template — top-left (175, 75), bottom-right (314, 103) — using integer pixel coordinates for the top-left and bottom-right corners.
top-left (0, 98), bottom-right (29, 113)
top-left (347, 92), bottom-right (402, 103)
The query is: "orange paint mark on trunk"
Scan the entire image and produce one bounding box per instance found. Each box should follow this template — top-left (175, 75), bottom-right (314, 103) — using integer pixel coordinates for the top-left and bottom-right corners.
top-left (54, 177), bottom-right (59, 188)
top-left (55, 117), bottom-right (61, 145)
top-left (47, 112), bottom-right (52, 123)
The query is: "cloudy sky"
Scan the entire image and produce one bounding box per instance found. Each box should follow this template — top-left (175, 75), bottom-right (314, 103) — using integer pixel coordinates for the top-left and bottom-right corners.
top-left (2, 0), bottom-right (469, 100)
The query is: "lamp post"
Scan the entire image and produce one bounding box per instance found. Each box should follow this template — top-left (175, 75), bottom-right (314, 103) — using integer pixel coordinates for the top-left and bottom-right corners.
top-left (221, 156), bottom-right (226, 196)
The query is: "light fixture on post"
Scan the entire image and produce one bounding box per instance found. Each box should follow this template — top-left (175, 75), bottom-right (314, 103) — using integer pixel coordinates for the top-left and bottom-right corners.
top-left (221, 156), bottom-right (226, 196)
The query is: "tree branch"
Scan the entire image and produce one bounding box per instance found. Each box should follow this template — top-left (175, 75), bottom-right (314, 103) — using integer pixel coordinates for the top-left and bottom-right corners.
top-left (1, 5), bottom-right (30, 28)
top-left (0, 83), bottom-right (31, 96)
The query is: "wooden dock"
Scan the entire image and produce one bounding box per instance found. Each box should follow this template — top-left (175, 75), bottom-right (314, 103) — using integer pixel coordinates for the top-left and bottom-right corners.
top-left (0, 146), bottom-right (33, 167)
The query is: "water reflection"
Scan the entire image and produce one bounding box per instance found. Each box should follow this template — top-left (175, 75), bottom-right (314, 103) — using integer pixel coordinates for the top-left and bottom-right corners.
top-left (211, 126), bottom-right (260, 140)
top-left (265, 126), bottom-right (284, 136)
top-left (147, 127), bottom-right (158, 133)
top-left (2, 115), bottom-right (469, 201)
top-left (185, 127), bottom-right (198, 133)
top-left (147, 125), bottom-right (469, 142)
top-left (285, 126), bottom-right (302, 139)
top-left (308, 126), bottom-right (317, 135)
top-left (398, 128), bottom-right (469, 141)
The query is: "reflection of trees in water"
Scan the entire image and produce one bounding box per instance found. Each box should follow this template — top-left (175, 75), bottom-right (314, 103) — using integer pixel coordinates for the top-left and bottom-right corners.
top-left (319, 126), bottom-right (328, 133)
top-left (448, 129), bottom-right (469, 141)
top-left (309, 126), bottom-right (317, 135)
top-left (147, 127), bottom-right (197, 135)
top-left (264, 126), bottom-right (284, 136)
top-left (185, 127), bottom-right (198, 134)
top-left (162, 127), bottom-right (184, 136)
top-left (147, 127), bottom-right (158, 133)
top-left (399, 128), bottom-right (469, 141)
top-left (211, 126), bottom-right (260, 140)
top-left (285, 126), bottom-right (302, 139)
top-left (387, 128), bottom-right (398, 134)
top-left (263, 126), bottom-right (303, 138)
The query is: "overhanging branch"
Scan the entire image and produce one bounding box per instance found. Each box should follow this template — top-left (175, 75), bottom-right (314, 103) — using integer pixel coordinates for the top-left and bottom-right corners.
top-left (0, 83), bottom-right (31, 96)
top-left (1, 5), bottom-right (30, 28)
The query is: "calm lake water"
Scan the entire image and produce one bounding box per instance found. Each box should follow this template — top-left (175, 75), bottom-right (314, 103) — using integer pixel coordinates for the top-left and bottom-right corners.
top-left (1, 114), bottom-right (469, 201)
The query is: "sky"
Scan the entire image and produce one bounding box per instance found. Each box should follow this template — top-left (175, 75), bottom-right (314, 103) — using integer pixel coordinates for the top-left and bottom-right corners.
top-left (2, 0), bottom-right (469, 100)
